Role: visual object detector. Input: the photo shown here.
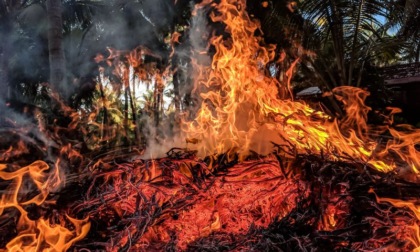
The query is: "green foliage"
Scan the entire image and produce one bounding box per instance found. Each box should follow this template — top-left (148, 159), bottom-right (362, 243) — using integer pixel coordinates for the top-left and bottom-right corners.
top-left (291, 0), bottom-right (419, 89)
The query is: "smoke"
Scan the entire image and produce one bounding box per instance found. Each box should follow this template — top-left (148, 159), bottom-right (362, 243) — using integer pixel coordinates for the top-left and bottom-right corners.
top-left (0, 98), bottom-right (66, 190)
top-left (0, 3), bottom-right (49, 103)
top-left (185, 0), bottom-right (212, 96)
top-left (75, 0), bottom-right (175, 53)
top-left (1, 0), bottom-right (215, 159)
top-left (136, 1), bottom-right (214, 158)
top-left (189, 2), bottom-right (211, 63)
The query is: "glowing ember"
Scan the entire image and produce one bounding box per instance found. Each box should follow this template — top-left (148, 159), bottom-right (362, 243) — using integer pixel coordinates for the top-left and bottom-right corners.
top-left (74, 152), bottom-right (305, 250)
top-left (138, 158), bottom-right (304, 250)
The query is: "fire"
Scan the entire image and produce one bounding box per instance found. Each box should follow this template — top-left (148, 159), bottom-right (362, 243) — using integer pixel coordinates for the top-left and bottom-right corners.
top-left (79, 153), bottom-right (305, 250)
top-left (370, 188), bottom-right (420, 251)
top-left (182, 0), bottom-right (419, 176)
top-left (1, 0), bottom-right (420, 250)
top-left (0, 160), bottom-right (90, 250)
top-left (142, 159), bottom-right (303, 250)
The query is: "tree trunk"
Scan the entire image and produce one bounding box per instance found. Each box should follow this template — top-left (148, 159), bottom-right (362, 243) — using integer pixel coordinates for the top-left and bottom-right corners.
top-left (173, 68), bottom-right (181, 114)
top-left (0, 33), bottom-right (10, 103)
top-left (0, 28), bottom-right (11, 126)
top-left (328, 0), bottom-right (347, 85)
top-left (0, 6), bottom-right (12, 105)
top-left (46, 0), bottom-right (67, 98)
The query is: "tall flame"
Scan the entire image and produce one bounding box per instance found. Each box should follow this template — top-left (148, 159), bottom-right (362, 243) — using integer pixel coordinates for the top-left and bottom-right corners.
top-left (182, 0), bottom-right (419, 174)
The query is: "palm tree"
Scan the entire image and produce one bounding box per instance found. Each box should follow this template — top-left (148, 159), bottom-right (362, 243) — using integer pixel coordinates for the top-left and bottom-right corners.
top-left (396, 0), bottom-right (420, 62)
top-left (295, 0), bottom-right (411, 88)
top-left (46, 0), bottom-right (67, 98)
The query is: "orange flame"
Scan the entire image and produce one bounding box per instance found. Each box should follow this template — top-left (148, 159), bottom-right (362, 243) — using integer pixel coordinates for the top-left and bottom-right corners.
top-left (182, 0), bottom-right (419, 175)
top-left (370, 188), bottom-right (420, 251)
top-left (0, 161), bottom-right (90, 251)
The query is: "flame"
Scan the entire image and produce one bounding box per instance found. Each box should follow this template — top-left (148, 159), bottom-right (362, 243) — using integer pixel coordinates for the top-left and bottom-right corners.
top-left (370, 189), bottom-right (420, 251)
top-left (0, 140), bottom-right (29, 162)
top-left (0, 161), bottom-right (90, 251)
top-left (182, 0), bottom-right (419, 174)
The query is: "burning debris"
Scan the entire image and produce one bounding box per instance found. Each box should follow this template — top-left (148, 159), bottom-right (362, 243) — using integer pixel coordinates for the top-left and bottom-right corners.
top-left (1, 0), bottom-right (420, 251)
top-left (70, 148), bottom-right (420, 251)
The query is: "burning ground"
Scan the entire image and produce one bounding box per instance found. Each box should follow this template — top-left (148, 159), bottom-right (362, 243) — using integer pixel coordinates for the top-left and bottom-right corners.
top-left (2, 143), bottom-right (420, 251)
top-left (1, 0), bottom-right (420, 251)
